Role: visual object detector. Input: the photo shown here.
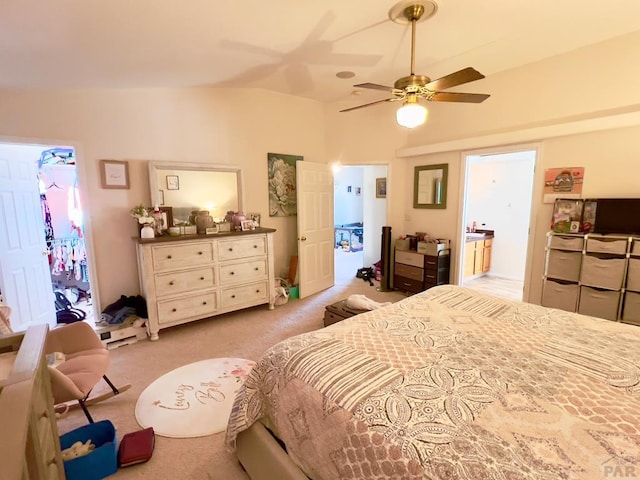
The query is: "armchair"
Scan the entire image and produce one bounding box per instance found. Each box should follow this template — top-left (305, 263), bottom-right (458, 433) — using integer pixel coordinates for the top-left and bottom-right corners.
top-left (45, 321), bottom-right (130, 423)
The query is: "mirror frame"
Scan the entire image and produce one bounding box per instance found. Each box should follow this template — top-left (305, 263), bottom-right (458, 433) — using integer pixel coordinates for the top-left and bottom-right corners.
top-left (148, 161), bottom-right (245, 214)
top-left (413, 163), bottom-right (448, 209)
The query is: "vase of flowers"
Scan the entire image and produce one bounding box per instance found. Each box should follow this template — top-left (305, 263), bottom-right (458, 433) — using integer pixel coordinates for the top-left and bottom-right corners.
top-left (131, 204), bottom-right (155, 238)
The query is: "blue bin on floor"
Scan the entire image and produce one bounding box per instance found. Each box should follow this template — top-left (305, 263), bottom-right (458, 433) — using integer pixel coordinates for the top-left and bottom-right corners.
top-left (60, 420), bottom-right (118, 480)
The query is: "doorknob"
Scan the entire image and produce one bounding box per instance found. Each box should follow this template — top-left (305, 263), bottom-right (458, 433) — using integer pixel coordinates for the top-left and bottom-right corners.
top-left (299, 236), bottom-right (307, 241)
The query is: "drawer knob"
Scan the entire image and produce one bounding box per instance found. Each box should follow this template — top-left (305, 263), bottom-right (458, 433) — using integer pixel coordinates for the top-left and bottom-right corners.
top-left (200, 277), bottom-right (205, 280)
top-left (256, 289), bottom-right (260, 293)
top-left (169, 281), bottom-right (174, 286)
top-left (198, 251), bottom-right (203, 255)
top-left (172, 308), bottom-right (177, 312)
top-left (254, 267), bottom-right (259, 271)
top-left (254, 245), bottom-right (258, 248)
top-left (202, 301), bottom-right (207, 305)
top-left (231, 294), bottom-right (236, 298)
top-left (228, 247), bottom-right (233, 251)
top-left (230, 271), bottom-right (235, 275)
top-left (167, 255), bottom-right (172, 259)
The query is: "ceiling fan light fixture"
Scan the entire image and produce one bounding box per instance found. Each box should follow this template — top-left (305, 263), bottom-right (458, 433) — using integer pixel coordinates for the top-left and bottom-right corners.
top-left (396, 96), bottom-right (427, 128)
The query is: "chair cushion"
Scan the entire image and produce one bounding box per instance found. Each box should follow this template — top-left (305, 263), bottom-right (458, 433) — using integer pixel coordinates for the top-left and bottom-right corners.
top-left (52, 349), bottom-right (109, 402)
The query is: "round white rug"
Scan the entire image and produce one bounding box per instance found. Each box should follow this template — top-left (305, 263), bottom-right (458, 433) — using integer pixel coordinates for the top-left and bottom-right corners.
top-left (135, 357), bottom-right (255, 438)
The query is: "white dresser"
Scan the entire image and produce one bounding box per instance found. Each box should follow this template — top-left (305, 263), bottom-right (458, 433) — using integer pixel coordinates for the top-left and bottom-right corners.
top-left (136, 228), bottom-right (276, 340)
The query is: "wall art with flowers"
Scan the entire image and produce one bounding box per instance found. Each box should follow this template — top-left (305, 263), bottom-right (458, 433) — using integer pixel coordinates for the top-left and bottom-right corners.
top-left (268, 152), bottom-right (302, 217)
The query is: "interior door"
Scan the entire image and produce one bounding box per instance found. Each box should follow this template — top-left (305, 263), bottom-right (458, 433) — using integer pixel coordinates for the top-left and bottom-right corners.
top-left (0, 154), bottom-right (56, 331)
top-left (296, 161), bottom-right (334, 298)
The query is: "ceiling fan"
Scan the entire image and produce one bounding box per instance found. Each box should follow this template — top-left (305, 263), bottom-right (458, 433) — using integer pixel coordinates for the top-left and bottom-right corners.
top-left (341, 0), bottom-right (490, 128)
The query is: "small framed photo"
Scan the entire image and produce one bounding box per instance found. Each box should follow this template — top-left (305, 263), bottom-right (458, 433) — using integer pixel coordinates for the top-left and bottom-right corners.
top-left (376, 177), bottom-right (387, 198)
top-left (240, 219), bottom-right (255, 231)
top-left (166, 175), bottom-right (180, 190)
top-left (100, 160), bottom-right (129, 189)
top-left (148, 206), bottom-right (173, 234)
top-left (248, 212), bottom-right (261, 227)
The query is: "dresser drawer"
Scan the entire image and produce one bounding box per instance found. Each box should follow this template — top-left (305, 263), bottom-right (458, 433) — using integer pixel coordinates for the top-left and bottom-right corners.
top-left (541, 280), bottom-right (579, 312)
top-left (578, 286), bottom-right (620, 321)
top-left (152, 242), bottom-right (214, 271)
top-left (549, 235), bottom-right (583, 251)
top-left (586, 236), bottom-right (628, 255)
top-left (220, 259), bottom-right (267, 285)
top-left (394, 263), bottom-right (423, 281)
top-left (424, 254), bottom-right (448, 272)
top-left (220, 282), bottom-right (269, 308)
top-left (626, 258), bottom-right (640, 292)
top-left (394, 275), bottom-right (423, 293)
top-left (218, 236), bottom-right (266, 261)
top-left (157, 292), bottom-right (218, 324)
top-left (424, 270), bottom-right (448, 287)
top-left (580, 255), bottom-right (625, 290)
top-left (622, 291), bottom-right (640, 326)
top-left (395, 250), bottom-right (424, 268)
top-left (546, 250), bottom-right (581, 282)
top-left (154, 267), bottom-right (216, 296)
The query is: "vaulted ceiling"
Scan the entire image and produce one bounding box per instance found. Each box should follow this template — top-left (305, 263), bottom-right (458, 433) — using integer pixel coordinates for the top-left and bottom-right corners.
top-left (3, 0), bottom-right (640, 104)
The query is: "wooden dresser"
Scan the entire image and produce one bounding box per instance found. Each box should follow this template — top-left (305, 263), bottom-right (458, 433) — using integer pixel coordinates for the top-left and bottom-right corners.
top-left (0, 324), bottom-right (65, 480)
top-left (136, 228), bottom-right (276, 340)
top-left (394, 249), bottom-right (450, 294)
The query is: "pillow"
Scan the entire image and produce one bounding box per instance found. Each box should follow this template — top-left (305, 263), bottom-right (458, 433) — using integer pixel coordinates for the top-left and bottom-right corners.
top-left (0, 302), bottom-right (12, 336)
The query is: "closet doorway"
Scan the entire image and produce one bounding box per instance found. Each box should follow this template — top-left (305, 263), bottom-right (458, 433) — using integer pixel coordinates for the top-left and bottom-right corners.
top-left (0, 141), bottom-right (96, 331)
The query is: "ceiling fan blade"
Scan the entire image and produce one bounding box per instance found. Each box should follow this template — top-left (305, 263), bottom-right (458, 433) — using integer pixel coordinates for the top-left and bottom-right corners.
top-left (429, 91), bottom-right (490, 103)
top-left (354, 82), bottom-right (394, 93)
top-left (340, 98), bottom-right (395, 112)
top-left (423, 67), bottom-right (485, 91)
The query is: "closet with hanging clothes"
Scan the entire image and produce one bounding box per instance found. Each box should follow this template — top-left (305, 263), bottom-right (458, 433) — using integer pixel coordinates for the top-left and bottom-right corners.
top-left (37, 148), bottom-right (93, 322)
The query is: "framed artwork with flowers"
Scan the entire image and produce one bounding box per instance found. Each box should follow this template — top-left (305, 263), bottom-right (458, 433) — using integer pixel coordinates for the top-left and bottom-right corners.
top-left (267, 152), bottom-right (302, 217)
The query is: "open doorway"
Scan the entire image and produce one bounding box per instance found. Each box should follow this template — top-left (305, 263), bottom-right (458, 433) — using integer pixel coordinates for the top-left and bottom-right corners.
top-left (0, 141), bottom-right (96, 330)
top-left (459, 147), bottom-right (537, 301)
top-left (333, 165), bottom-right (387, 285)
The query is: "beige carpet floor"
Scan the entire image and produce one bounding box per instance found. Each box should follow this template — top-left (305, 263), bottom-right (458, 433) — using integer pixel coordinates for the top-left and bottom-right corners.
top-left (56, 267), bottom-right (404, 479)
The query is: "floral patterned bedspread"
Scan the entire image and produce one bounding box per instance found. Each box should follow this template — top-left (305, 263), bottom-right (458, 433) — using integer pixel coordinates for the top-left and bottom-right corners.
top-left (226, 285), bottom-right (640, 479)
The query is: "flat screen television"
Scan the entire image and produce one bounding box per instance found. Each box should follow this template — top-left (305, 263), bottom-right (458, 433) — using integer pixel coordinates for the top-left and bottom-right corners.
top-left (592, 198), bottom-right (640, 235)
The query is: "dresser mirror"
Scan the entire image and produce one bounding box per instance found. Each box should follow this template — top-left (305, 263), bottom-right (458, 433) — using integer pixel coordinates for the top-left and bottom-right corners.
top-left (413, 163), bottom-right (448, 209)
top-left (148, 161), bottom-right (244, 225)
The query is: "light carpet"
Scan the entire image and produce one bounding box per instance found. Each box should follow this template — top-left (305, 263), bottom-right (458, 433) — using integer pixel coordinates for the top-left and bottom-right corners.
top-left (135, 357), bottom-right (255, 438)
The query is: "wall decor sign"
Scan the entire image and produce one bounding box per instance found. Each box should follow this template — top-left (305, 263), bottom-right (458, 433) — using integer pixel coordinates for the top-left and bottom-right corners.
top-left (166, 175), bottom-right (180, 190)
top-left (100, 160), bottom-right (130, 189)
top-left (543, 167), bottom-right (584, 203)
top-left (268, 153), bottom-right (302, 217)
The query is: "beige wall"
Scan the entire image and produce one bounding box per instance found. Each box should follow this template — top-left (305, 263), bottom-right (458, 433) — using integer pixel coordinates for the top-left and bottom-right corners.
top-left (2, 29), bottom-right (640, 311)
top-left (388, 30), bottom-right (640, 302)
top-left (0, 88), bottom-right (325, 307)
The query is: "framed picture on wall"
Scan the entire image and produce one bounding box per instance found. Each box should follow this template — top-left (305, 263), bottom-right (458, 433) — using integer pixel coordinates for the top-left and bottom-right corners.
top-left (100, 160), bottom-right (130, 189)
top-left (166, 175), bottom-right (180, 190)
top-left (376, 177), bottom-right (387, 198)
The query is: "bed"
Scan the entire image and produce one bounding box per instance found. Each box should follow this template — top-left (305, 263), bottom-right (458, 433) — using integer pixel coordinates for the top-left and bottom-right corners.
top-left (226, 285), bottom-right (640, 479)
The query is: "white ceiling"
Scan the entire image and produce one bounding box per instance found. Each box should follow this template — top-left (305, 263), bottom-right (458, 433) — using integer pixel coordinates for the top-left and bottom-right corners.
top-left (3, 0), bottom-right (640, 103)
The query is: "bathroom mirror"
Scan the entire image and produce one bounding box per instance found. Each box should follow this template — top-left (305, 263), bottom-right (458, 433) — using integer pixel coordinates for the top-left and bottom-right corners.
top-left (413, 163), bottom-right (448, 209)
top-left (148, 161), bottom-right (244, 225)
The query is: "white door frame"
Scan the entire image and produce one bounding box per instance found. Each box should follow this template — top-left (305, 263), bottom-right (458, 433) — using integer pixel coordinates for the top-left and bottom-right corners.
top-left (456, 142), bottom-right (541, 302)
top-left (0, 135), bottom-right (100, 320)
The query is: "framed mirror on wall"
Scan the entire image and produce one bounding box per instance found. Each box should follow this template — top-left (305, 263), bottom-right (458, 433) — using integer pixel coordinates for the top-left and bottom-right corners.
top-left (148, 161), bottom-right (244, 225)
top-left (413, 163), bottom-right (448, 209)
